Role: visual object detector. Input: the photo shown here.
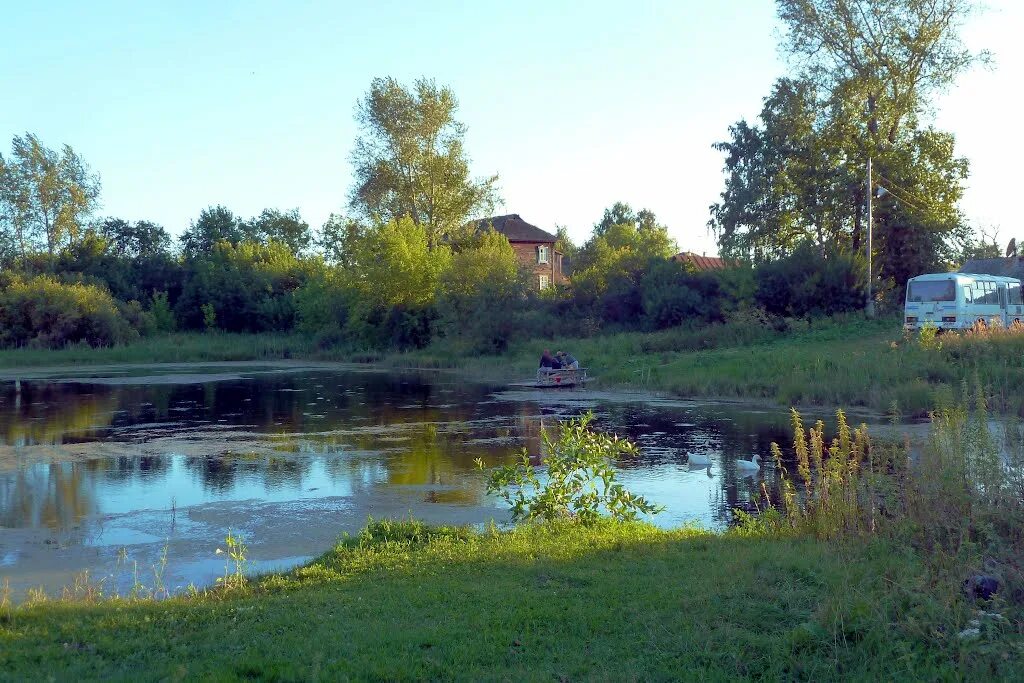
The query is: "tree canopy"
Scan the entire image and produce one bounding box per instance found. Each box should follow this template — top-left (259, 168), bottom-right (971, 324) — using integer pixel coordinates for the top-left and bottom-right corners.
top-left (349, 77), bottom-right (500, 248)
top-left (0, 133), bottom-right (101, 257)
top-left (710, 0), bottom-right (983, 295)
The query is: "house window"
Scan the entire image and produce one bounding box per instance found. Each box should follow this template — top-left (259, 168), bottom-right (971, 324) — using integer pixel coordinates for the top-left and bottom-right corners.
top-left (537, 245), bottom-right (549, 264)
top-left (539, 274), bottom-right (550, 290)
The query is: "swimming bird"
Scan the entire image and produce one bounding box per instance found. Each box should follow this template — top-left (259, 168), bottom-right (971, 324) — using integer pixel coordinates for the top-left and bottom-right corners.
top-left (736, 454), bottom-right (761, 472)
top-left (687, 452), bottom-right (711, 467)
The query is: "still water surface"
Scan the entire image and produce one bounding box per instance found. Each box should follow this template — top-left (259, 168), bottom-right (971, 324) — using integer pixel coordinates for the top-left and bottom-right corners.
top-left (0, 364), bottom-right (880, 598)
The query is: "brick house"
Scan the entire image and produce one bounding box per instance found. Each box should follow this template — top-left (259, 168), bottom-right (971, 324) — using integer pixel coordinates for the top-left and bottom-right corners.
top-left (477, 214), bottom-right (567, 290)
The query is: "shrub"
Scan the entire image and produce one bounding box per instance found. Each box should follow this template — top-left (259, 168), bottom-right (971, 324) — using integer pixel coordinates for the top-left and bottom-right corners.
top-left (640, 259), bottom-right (726, 330)
top-left (149, 291), bottom-right (176, 332)
top-left (755, 243), bottom-right (864, 318)
top-left (478, 412), bottom-right (663, 524)
top-left (0, 275), bottom-right (136, 348)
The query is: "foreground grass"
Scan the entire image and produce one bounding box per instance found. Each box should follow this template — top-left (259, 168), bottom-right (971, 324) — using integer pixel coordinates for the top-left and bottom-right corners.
top-left (0, 520), bottom-right (1016, 681)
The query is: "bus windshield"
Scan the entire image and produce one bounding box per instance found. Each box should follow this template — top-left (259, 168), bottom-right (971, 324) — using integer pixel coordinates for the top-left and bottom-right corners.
top-left (907, 280), bottom-right (956, 302)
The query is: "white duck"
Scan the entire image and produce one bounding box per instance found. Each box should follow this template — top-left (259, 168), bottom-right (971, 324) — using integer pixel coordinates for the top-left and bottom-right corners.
top-left (736, 454), bottom-right (762, 472)
top-left (687, 452), bottom-right (712, 467)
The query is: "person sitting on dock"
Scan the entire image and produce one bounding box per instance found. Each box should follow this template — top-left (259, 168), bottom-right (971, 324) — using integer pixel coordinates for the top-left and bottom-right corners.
top-left (539, 349), bottom-right (561, 370)
top-left (556, 351), bottom-right (579, 369)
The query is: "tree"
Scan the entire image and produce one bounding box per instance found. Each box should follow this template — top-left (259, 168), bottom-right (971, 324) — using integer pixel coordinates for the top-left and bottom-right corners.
top-left (243, 208), bottom-right (311, 255)
top-left (777, 0), bottom-right (985, 149)
top-left (349, 77), bottom-right (499, 248)
top-left (175, 240), bottom-right (314, 332)
top-left (98, 218), bottom-right (172, 258)
top-left (871, 127), bottom-right (969, 288)
top-left (349, 217), bottom-right (451, 310)
top-left (710, 79), bottom-right (860, 261)
top-left (180, 205), bottom-right (242, 258)
top-left (711, 1), bottom-right (984, 288)
top-left (0, 133), bottom-right (101, 257)
top-left (574, 205), bottom-right (677, 296)
top-left (554, 225), bottom-right (578, 262)
top-left (318, 213), bottom-right (365, 268)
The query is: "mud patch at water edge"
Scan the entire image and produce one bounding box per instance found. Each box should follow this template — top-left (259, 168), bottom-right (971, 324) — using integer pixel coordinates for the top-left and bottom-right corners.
top-left (0, 487), bottom-right (508, 602)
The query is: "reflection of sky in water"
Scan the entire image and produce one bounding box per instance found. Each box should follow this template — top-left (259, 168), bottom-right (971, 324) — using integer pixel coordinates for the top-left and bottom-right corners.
top-left (0, 367), bottom-right (894, 535)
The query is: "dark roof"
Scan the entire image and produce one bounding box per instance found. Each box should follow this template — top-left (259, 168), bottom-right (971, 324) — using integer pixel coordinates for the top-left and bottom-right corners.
top-left (960, 258), bottom-right (1024, 280)
top-left (673, 251), bottom-right (733, 271)
top-left (476, 214), bottom-right (557, 243)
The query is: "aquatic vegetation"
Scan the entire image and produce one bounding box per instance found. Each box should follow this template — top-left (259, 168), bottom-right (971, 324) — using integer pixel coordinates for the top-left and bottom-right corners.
top-left (478, 412), bottom-right (663, 524)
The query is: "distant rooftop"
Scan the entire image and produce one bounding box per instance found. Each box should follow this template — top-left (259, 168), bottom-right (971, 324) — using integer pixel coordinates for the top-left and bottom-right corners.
top-left (673, 251), bottom-right (733, 271)
top-left (476, 214), bottom-right (557, 243)
top-left (959, 257), bottom-right (1024, 280)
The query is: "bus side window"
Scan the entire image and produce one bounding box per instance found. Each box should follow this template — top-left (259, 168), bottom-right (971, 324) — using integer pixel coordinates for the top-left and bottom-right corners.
top-left (1010, 284), bottom-right (1023, 306)
top-left (963, 285), bottom-right (973, 303)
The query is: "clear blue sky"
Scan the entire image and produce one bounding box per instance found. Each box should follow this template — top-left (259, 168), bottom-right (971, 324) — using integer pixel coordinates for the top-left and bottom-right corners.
top-left (2, 1), bottom-right (1019, 255)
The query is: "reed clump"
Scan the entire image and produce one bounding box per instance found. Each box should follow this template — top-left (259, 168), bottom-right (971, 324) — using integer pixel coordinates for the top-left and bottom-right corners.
top-left (761, 383), bottom-right (1024, 607)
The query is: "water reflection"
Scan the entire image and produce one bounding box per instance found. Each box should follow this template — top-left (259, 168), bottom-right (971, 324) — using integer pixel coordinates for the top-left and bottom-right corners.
top-left (1, 368), bottom-right (882, 536)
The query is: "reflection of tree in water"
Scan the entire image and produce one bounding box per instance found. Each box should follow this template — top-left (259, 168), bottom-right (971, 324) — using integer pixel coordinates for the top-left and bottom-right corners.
top-left (180, 452), bottom-right (314, 494)
top-left (0, 462), bottom-right (98, 530)
top-left (102, 455), bottom-right (172, 483)
top-left (0, 383), bottom-right (119, 446)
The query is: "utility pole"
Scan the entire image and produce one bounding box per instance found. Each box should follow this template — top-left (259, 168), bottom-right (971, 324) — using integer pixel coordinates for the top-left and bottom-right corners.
top-left (865, 93), bottom-right (877, 319)
top-left (866, 156), bottom-right (874, 318)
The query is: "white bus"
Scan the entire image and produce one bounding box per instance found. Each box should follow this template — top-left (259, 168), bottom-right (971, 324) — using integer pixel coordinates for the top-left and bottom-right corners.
top-left (904, 272), bottom-right (1023, 331)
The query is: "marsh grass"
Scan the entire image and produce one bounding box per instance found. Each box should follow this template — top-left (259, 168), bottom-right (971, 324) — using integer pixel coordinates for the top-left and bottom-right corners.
top-left (760, 386), bottom-right (1024, 635)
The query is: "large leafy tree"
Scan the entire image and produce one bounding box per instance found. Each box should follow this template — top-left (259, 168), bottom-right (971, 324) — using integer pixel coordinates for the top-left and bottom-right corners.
top-left (573, 205), bottom-right (677, 312)
top-left (0, 133), bottom-right (101, 257)
top-left (243, 208), bottom-right (312, 256)
top-left (349, 77), bottom-right (499, 248)
top-left (711, 0), bottom-right (983, 291)
top-left (711, 79), bottom-right (860, 261)
top-left (348, 217), bottom-right (451, 309)
top-left (98, 218), bottom-right (172, 258)
top-left (777, 0), bottom-right (984, 149)
top-left (318, 213), bottom-right (365, 269)
top-left (180, 205), bottom-right (243, 258)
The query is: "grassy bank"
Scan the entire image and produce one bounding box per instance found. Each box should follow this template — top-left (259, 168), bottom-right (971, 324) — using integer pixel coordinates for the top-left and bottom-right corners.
top-left (3, 315), bottom-right (1024, 415)
top-left (0, 332), bottom-right (316, 369)
top-left (394, 315), bottom-right (1024, 416)
top-left (0, 520), bottom-right (1013, 681)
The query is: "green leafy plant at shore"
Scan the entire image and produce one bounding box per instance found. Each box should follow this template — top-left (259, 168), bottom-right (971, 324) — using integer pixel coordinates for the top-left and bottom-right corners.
top-left (478, 412), bottom-right (663, 524)
top-left (215, 530), bottom-right (248, 590)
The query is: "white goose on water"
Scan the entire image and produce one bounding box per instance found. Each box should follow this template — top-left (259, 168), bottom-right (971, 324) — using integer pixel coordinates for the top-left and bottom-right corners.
top-left (687, 452), bottom-right (711, 467)
top-left (736, 454), bottom-right (762, 472)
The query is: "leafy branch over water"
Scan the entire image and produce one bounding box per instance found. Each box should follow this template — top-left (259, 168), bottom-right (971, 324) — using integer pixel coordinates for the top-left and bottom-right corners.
top-left (477, 412), bottom-right (663, 524)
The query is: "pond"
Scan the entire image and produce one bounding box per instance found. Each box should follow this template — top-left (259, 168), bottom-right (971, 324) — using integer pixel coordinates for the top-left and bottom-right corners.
top-left (0, 362), bottom-right (889, 599)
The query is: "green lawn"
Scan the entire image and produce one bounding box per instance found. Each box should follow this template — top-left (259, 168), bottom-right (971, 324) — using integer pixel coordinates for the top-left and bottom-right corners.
top-left (1, 520), bottom-right (1010, 681)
